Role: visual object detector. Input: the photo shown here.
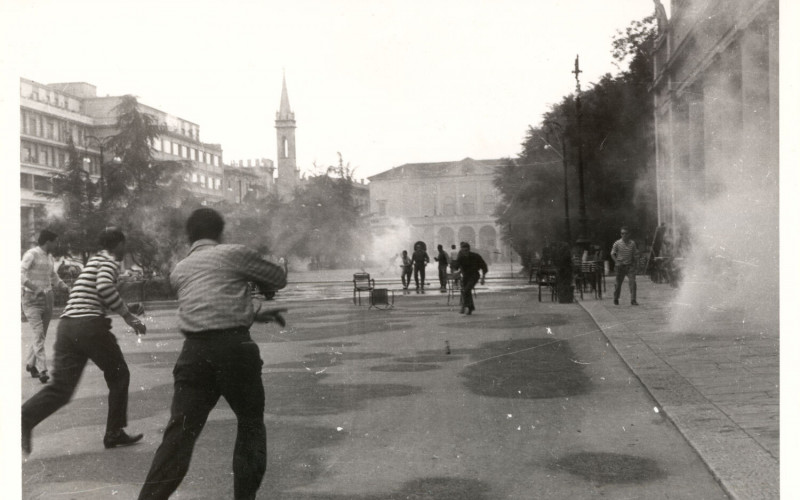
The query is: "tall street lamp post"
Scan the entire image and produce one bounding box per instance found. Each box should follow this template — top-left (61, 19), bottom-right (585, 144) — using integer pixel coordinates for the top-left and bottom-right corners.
top-left (541, 121), bottom-right (571, 244)
top-left (572, 55), bottom-right (590, 249)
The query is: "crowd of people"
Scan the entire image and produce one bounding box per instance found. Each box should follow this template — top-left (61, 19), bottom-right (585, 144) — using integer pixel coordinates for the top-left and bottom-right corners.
top-left (396, 241), bottom-right (488, 315)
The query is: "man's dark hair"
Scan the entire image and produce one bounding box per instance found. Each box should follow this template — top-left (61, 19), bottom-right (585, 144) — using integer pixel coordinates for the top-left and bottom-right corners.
top-left (99, 227), bottom-right (126, 250)
top-left (437, 244), bottom-right (443, 250)
top-left (186, 208), bottom-right (225, 243)
top-left (460, 242), bottom-right (470, 250)
top-left (451, 244), bottom-right (456, 250)
top-left (38, 229), bottom-right (58, 246)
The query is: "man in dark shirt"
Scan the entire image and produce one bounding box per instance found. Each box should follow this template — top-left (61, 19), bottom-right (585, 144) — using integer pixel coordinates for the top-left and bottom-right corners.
top-left (411, 243), bottom-right (429, 294)
top-left (139, 208), bottom-right (287, 500)
top-left (455, 242), bottom-right (488, 315)
top-left (434, 244), bottom-right (449, 292)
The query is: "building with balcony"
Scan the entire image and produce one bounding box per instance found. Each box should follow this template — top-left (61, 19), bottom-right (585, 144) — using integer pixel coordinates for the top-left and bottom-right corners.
top-left (367, 158), bottom-right (514, 262)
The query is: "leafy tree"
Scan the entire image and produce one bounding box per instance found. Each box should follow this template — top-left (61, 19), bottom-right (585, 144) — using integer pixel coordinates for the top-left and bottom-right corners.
top-left (494, 16), bottom-right (658, 267)
top-left (47, 136), bottom-right (105, 264)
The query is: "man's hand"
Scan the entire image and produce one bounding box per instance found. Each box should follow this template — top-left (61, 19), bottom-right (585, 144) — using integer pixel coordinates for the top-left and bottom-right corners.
top-left (480, 276), bottom-right (485, 286)
top-left (254, 307), bottom-right (288, 327)
top-left (128, 302), bottom-right (145, 316)
top-left (124, 313), bottom-right (147, 335)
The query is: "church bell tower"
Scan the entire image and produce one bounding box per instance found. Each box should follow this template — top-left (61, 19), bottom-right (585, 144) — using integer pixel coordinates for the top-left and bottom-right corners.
top-left (275, 73), bottom-right (298, 199)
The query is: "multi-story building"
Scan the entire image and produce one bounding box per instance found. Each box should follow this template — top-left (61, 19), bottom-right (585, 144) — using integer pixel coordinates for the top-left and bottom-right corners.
top-left (223, 158), bottom-right (275, 204)
top-left (20, 78), bottom-right (227, 244)
top-left (368, 158), bottom-right (514, 262)
top-left (650, 0), bottom-right (778, 229)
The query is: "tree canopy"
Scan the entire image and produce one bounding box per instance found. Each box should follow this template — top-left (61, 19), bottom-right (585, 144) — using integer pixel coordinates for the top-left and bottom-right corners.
top-left (494, 16), bottom-right (658, 266)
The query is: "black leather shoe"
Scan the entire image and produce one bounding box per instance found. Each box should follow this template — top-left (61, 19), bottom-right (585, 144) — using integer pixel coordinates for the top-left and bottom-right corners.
top-left (103, 430), bottom-right (143, 449)
top-left (38, 371), bottom-right (49, 383)
top-left (22, 425), bottom-right (32, 456)
top-left (631, 300), bottom-right (639, 306)
top-left (613, 299), bottom-right (619, 305)
top-left (26, 365), bottom-right (39, 378)
top-left (466, 309), bottom-right (472, 315)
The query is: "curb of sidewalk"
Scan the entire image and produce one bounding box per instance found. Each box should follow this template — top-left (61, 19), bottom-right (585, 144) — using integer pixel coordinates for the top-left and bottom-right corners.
top-left (577, 298), bottom-right (779, 500)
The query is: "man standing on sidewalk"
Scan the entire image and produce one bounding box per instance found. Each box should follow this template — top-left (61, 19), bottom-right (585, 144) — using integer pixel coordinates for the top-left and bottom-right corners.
top-left (455, 242), bottom-right (488, 315)
top-left (139, 208), bottom-right (287, 500)
top-left (611, 226), bottom-right (639, 305)
top-left (22, 227), bottom-right (147, 455)
top-left (21, 229), bottom-right (70, 383)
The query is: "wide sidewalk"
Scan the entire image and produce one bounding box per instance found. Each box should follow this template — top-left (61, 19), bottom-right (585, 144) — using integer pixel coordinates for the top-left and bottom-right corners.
top-left (578, 277), bottom-right (779, 500)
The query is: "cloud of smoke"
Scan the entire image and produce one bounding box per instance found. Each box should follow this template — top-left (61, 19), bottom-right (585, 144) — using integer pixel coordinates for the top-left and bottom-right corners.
top-left (670, 168), bottom-right (779, 331)
top-left (367, 217), bottom-right (413, 273)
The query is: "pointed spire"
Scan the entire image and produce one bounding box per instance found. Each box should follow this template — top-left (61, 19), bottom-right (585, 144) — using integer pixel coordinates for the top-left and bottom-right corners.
top-left (278, 71), bottom-right (292, 119)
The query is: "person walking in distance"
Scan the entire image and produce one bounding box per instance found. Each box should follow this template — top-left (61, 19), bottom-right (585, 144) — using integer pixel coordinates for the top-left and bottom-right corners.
top-left (455, 242), bottom-right (488, 315)
top-left (21, 229), bottom-right (70, 383)
top-left (611, 226), bottom-right (640, 305)
top-left (21, 227), bottom-right (147, 455)
top-left (139, 208), bottom-right (287, 500)
top-left (412, 242), bottom-right (429, 294)
top-left (434, 244), bottom-right (449, 292)
top-left (449, 244), bottom-right (461, 288)
top-left (400, 250), bottom-right (413, 292)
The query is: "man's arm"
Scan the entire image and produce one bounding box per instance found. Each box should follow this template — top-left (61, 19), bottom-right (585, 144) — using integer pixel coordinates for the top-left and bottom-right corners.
top-left (20, 250), bottom-right (40, 294)
top-left (96, 258), bottom-right (146, 334)
top-left (237, 246), bottom-right (288, 293)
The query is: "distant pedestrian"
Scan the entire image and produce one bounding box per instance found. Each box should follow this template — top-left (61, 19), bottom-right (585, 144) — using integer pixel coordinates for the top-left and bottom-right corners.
top-left (21, 227), bottom-right (147, 456)
top-left (138, 208), bottom-right (287, 500)
top-left (21, 229), bottom-right (70, 383)
top-left (611, 226), bottom-right (639, 305)
top-left (412, 243), bottom-right (429, 293)
top-left (455, 242), bottom-right (488, 315)
top-left (434, 244), bottom-right (449, 292)
top-left (449, 244), bottom-right (461, 288)
top-left (400, 250), bottom-right (413, 291)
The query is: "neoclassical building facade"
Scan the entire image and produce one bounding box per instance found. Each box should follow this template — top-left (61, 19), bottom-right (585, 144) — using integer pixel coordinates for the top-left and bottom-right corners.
top-left (368, 158), bottom-right (514, 262)
top-left (650, 0), bottom-right (778, 229)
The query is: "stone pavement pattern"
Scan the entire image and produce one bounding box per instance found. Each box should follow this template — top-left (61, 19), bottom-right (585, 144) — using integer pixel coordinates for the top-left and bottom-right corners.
top-left (19, 285), bottom-right (737, 499)
top-left (580, 279), bottom-right (779, 500)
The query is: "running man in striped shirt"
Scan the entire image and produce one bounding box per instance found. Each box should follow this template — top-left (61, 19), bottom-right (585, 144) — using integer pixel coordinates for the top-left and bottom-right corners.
top-left (22, 227), bottom-right (147, 455)
top-left (610, 226), bottom-right (639, 305)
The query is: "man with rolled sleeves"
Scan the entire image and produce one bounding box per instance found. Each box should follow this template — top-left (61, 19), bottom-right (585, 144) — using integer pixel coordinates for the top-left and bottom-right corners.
top-left (21, 229), bottom-right (70, 383)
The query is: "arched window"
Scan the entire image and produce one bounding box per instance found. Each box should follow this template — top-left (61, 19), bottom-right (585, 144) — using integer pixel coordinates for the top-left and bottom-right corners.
top-left (283, 137), bottom-right (289, 158)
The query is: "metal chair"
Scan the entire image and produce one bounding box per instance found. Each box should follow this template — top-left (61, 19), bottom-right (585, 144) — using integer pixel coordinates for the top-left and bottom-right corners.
top-left (534, 265), bottom-right (557, 302)
top-left (352, 272), bottom-right (375, 305)
top-left (369, 288), bottom-right (394, 309)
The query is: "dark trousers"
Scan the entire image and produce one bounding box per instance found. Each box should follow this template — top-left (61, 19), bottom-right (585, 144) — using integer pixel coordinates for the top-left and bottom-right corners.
top-left (414, 265), bottom-right (426, 289)
top-left (462, 275), bottom-right (479, 311)
top-left (139, 329), bottom-right (266, 500)
top-left (438, 266), bottom-right (448, 289)
top-left (614, 264), bottom-right (637, 302)
top-left (22, 316), bottom-right (130, 433)
top-left (401, 267), bottom-right (412, 288)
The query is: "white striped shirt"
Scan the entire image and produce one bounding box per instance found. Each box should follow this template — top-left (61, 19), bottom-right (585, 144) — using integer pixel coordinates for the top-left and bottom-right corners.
top-left (611, 238), bottom-right (638, 265)
top-left (61, 250), bottom-right (129, 318)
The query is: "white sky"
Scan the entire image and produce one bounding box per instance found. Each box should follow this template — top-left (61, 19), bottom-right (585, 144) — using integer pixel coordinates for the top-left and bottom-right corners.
top-left (3, 0), bottom-right (659, 180)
